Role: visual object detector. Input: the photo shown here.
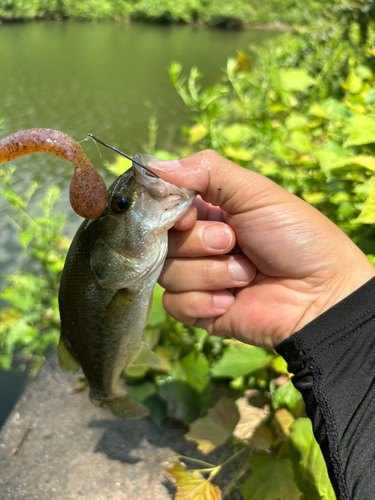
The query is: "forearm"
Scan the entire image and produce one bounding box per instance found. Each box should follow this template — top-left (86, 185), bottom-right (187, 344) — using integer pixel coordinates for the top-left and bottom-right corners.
top-left (277, 276), bottom-right (375, 500)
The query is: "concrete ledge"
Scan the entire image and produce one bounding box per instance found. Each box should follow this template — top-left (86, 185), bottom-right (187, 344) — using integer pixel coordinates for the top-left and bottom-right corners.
top-left (0, 357), bottom-right (220, 500)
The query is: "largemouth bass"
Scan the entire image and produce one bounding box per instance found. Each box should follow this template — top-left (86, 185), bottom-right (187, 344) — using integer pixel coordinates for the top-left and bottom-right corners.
top-left (58, 154), bottom-right (196, 418)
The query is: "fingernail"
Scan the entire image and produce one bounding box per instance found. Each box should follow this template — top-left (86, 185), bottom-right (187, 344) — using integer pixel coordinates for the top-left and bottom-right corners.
top-left (230, 257), bottom-right (254, 283)
top-left (148, 159), bottom-right (180, 171)
top-left (204, 225), bottom-right (232, 251)
top-left (213, 291), bottom-right (235, 310)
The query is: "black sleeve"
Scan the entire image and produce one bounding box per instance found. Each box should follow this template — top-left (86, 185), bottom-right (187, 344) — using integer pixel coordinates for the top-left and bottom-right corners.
top-left (276, 276), bottom-right (375, 500)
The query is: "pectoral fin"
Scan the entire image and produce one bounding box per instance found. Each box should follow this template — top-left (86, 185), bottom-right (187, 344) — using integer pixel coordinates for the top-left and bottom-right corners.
top-left (58, 335), bottom-right (80, 373)
top-left (129, 342), bottom-right (161, 368)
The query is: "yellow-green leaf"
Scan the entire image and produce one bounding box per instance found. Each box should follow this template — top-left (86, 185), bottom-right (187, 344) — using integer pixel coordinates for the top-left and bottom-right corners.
top-left (166, 462), bottom-right (222, 500)
top-left (211, 344), bottom-right (268, 379)
top-left (289, 418), bottom-right (336, 500)
top-left (342, 70), bottom-right (363, 94)
top-left (274, 408), bottom-right (295, 436)
top-left (344, 114), bottom-right (375, 147)
top-left (222, 124), bottom-right (255, 144)
top-left (224, 146), bottom-right (253, 161)
top-left (185, 396), bottom-right (239, 454)
top-left (189, 123), bottom-right (208, 144)
top-left (286, 131), bottom-right (312, 153)
top-left (302, 192), bottom-right (327, 204)
top-left (279, 69), bottom-right (316, 92)
top-left (357, 177), bottom-right (375, 224)
top-left (348, 155), bottom-right (375, 172)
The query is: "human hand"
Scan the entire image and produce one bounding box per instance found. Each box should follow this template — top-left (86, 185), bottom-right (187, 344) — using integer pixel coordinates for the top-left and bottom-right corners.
top-left (148, 150), bottom-right (375, 348)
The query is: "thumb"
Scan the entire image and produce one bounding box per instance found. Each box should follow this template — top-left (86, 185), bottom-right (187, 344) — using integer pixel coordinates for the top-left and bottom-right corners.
top-left (147, 150), bottom-right (283, 214)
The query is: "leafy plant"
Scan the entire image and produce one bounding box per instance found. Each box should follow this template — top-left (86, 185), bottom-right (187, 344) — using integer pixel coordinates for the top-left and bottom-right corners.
top-left (0, 165), bottom-right (68, 375)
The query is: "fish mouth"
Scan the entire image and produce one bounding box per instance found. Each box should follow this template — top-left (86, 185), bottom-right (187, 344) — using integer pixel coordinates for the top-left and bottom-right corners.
top-left (133, 153), bottom-right (196, 211)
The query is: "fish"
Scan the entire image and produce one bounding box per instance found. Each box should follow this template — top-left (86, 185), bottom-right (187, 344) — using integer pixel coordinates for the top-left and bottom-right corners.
top-left (58, 153), bottom-right (196, 418)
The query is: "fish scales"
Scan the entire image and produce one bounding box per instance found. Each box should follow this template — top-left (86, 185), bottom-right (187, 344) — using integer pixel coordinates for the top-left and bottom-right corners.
top-left (58, 154), bottom-right (196, 418)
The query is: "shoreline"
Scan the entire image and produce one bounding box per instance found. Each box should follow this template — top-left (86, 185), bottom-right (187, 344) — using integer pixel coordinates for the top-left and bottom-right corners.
top-left (0, 17), bottom-right (291, 31)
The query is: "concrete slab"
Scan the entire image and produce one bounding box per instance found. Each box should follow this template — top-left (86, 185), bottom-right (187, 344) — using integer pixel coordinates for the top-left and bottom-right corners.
top-left (0, 357), bottom-right (236, 500)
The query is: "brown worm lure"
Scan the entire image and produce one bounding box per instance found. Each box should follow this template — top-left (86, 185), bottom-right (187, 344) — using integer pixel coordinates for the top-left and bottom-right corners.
top-left (0, 128), bottom-right (107, 219)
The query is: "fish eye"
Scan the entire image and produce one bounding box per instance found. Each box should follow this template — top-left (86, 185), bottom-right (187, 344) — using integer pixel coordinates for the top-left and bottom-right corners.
top-left (112, 195), bottom-right (130, 214)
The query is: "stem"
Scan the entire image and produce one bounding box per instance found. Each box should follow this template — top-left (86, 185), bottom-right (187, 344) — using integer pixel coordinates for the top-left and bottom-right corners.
top-left (174, 454), bottom-right (215, 469)
top-left (208, 448), bottom-right (247, 482)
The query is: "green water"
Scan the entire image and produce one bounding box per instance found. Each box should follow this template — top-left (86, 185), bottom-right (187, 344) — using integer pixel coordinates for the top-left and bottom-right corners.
top-left (0, 21), bottom-right (277, 426)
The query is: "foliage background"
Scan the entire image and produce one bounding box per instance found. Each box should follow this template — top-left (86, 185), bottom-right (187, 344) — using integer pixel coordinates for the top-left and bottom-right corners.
top-left (2, 1), bottom-right (375, 499)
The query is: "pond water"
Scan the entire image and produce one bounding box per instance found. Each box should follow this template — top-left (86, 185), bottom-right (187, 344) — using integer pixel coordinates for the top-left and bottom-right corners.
top-left (0, 21), bottom-right (277, 427)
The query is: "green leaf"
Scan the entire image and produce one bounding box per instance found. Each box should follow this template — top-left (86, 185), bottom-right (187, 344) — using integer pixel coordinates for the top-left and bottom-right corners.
top-left (210, 344), bottom-right (268, 379)
top-left (180, 351), bottom-right (209, 392)
top-left (286, 131), bottom-right (312, 153)
top-left (355, 65), bottom-right (373, 81)
top-left (290, 418), bottom-right (336, 500)
top-left (348, 155), bottom-right (375, 172)
top-left (222, 124), bottom-right (255, 144)
top-left (344, 114), bottom-right (375, 147)
top-left (241, 451), bottom-right (301, 500)
top-left (189, 123), bottom-right (208, 144)
top-left (285, 113), bottom-right (309, 131)
top-left (270, 355), bottom-right (289, 375)
top-left (279, 69), bottom-right (316, 93)
top-left (302, 192), bottom-right (327, 205)
top-left (342, 70), bottom-right (363, 94)
top-left (166, 462), bottom-right (222, 500)
top-left (148, 283), bottom-right (166, 326)
top-left (313, 149), bottom-right (352, 173)
top-left (185, 396), bottom-right (239, 454)
top-left (271, 380), bottom-right (303, 411)
top-left (357, 177), bottom-right (375, 224)
top-left (224, 146), bottom-right (253, 161)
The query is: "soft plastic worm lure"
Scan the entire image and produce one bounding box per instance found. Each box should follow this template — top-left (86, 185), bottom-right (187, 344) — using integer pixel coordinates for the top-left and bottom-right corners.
top-left (0, 128), bottom-right (107, 219)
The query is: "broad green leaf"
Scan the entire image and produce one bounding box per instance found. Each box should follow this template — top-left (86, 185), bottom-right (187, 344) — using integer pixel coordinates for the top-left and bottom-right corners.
top-left (357, 177), bottom-right (375, 224)
top-left (189, 123), bottom-right (208, 144)
top-left (210, 344), bottom-right (268, 379)
top-left (355, 65), bottom-right (373, 80)
top-left (285, 113), bottom-right (309, 131)
top-left (271, 380), bottom-right (303, 411)
top-left (224, 146), bottom-right (253, 161)
top-left (185, 396), bottom-right (239, 454)
top-left (302, 192), bottom-right (327, 204)
top-left (241, 452), bottom-right (301, 500)
top-left (249, 426), bottom-right (274, 450)
top-left (342, 70), bottom-right (363, 94)
top-left (148, 283), bottom-right (166, 326)
top-left (180, 351), bottom-right (209, 392)
top-left (222, 124), bottom-right (255, 144)
top-left (344, 114), bottom-right (375, 147)
top-left (279, 69), bottom-right (315, 93)
top-left (286, 131), bottom-right (312, 154)
top-left (127, 381), bottom-right (157, 402)
top-left (348, 155), bottom-right (375, 172)
top-left (314, 149), bottom-right (352, 173)
top-left (166, 462), bottom-right (222, 500)
top-left (290, 418), bottom-right (336, 500)
top-left (270, 355), bottom-right (289, 375)
top-left (159, 378), bottom-right (198, 425)
top-left (308, 98), bottom-right (350, 120)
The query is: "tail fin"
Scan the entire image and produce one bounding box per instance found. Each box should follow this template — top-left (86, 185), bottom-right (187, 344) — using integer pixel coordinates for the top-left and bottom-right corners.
top-left (90, 392), bottom-right (149, 419)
